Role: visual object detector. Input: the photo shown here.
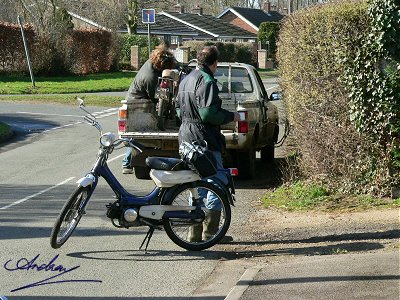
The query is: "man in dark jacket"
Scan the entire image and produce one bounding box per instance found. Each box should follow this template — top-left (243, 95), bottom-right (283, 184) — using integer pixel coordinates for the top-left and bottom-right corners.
top-left (122, 45), bottom-right (175, 174)
top-left (176, 46), bottom-right (240, 242)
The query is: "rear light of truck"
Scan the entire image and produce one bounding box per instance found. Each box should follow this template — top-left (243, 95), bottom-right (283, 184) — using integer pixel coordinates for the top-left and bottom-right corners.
top-left (118, 107), bottom-right (127, 132)
top-left (238, 111), bottom-right (248, 133)
top-left (229, 168), bottom-right (239, 176)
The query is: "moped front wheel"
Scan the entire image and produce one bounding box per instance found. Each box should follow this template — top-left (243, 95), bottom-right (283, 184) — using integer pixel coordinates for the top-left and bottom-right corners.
top-left (50, 186), bottom-right (92, 249)
top-left (163, 181), bottom-right (231, 251)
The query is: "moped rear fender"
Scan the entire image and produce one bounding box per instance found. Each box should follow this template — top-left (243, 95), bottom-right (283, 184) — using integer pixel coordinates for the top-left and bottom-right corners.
top-left (77, 174), bottom-right (96, 187)
top-left (209, 177), bottom-right (235, 206)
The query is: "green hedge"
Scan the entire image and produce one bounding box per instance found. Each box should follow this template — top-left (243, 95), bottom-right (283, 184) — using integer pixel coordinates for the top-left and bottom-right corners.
top-left (119, 34), bottom-right (160, 69)
top-left (182, 40), bottom-right (256, 65)
top-left (340, 0), bottom-right (400, 186)
top-left (258, 22), bottom-right (280, 59)
top-left (277, 0), bottom-right (399, 195)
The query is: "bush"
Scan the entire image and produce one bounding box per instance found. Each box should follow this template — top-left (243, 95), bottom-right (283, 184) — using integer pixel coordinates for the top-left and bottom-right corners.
top-left (0, 22), bottom-right (35, 74)
top-left (119, 34), bottom-right (160, 69)
top-left (258, 22), bottom-right (280, 59)
top-left (277, 0), bottom-right (382, 194)
top-left (182, 40), bottom-right (256, 65)
top-left (64, 29), bottom-right (118, 74)
top-left (0, 22), bottom-right (119, 75)
top-left (278, 0), bottom-right (400, 196)
top-left (339, 0), bottom-right (400, 188)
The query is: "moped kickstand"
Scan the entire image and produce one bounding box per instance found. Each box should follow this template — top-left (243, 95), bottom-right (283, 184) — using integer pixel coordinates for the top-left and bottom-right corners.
top-left (139, 226), bottom-right (156, 253)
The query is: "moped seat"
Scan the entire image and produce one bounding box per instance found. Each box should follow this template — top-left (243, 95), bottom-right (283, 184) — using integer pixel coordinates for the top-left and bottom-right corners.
top-left (146, 157), bottom-right (189, 171)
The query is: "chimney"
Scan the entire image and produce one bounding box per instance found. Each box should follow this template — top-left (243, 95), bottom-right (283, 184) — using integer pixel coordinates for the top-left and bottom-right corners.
top-left (263, 1), bottom-right (271, 13)
top-left (192, 5), bottom-right (203, 15)
top-left (174, 3), bottom-right (184, 13)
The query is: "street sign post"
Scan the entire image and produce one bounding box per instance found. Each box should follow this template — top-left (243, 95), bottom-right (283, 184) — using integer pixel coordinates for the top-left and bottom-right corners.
top-left (142, 9), bottom-right (155, 58)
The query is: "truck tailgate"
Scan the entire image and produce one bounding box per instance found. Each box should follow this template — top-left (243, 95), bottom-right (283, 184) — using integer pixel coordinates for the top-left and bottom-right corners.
top-left (120, 132), bottom-right (179, 150)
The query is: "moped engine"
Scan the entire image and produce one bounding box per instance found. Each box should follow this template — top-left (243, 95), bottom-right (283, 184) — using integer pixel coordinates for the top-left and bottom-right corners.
top-left (123, 208), bottom-right (138, 222)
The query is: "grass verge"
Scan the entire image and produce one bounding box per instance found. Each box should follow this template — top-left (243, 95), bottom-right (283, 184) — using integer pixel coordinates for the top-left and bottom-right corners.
top-left (262, 181), bottom-right (400, 211)
top-left (0, 72), bottom-right (135, 94)
top-left (257, 68), bottom-right (279, 78)
top-left (0, 94), bottom-right (123, 107)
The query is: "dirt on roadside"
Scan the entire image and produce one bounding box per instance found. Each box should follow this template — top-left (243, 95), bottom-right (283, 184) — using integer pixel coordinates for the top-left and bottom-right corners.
top-left (214, 159), bottom-right (400, 263)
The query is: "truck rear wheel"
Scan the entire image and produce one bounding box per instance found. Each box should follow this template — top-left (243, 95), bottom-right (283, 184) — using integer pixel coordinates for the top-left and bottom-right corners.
top-left (134, 166), bottom-right (150, 180)
top-left (237, 147), bottom-right (256, 179)
top-left (261, 145), bottom-right (274, 163)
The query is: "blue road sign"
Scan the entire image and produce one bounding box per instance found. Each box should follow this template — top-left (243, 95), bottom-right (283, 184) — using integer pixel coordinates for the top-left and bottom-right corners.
top-left (142, 9), bottom-right (155, 24)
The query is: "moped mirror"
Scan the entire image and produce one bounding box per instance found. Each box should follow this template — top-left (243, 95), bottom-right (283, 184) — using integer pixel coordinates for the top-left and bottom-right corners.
top-left (269, 92), bottom-right (282, 101)
top-left (77, 97), bottom-right (85, 107)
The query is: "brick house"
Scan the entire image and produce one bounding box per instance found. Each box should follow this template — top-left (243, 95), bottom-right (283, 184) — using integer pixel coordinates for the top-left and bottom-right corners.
top-left (216, 2), bottom-right (284, 34)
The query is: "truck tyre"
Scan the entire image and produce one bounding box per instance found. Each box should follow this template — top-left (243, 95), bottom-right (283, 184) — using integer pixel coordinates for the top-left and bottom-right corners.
top-left (261, 145), bottom-right (274, 163)
top-left (134, 166), bottom-right (150, 179)
top-left (237, 146), bottom-right (256, 179)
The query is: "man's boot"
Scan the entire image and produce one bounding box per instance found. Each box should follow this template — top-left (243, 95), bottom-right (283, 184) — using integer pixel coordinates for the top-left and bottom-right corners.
top-left (187, 223), bottom-right (203, 242)
top-left (202, 210), bottom-right (234, 243)
top-left (202, 210), bottom-right (221, 241)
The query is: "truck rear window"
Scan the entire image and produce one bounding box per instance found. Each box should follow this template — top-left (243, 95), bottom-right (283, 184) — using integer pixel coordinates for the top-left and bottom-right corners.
top-left (215, 67), bottom-right (253, 93)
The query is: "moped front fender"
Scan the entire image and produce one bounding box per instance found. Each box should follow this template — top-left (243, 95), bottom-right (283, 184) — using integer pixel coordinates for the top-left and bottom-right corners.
top-left (76, 174), bottom-right (96, 187)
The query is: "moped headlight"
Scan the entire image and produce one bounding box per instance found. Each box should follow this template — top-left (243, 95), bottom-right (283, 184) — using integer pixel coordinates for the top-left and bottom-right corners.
top-left (100, 132), bottom-right (116, 147)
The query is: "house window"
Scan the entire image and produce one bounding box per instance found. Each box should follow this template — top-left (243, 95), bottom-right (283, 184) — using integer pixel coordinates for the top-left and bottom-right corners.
top-left (171, 36), bottom-right (179, 45)
top-left (236, 39), bottom-right (244, 43)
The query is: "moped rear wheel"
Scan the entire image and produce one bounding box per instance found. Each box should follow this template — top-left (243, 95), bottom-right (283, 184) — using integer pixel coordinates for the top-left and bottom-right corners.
top-left (163, 181), bottom-right (231, 251)
top-left (50, 186), bottom-right (91, 249)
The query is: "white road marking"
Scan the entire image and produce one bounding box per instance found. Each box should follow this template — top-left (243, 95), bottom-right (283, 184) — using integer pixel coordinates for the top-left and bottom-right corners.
top-left (224, 267), bottom-right (261, 300)
top-left (16, 108), bottom-right (118, 119)
top-left (0, 177), bottom-right (75, 210)
top-left (107, 153), bottom-right (125, 163)
top-left (17, 112), bottom-right (82, 117)
top-left (0, 153), bottom-right (123, 210)
top-left (16, 108), bottom-right (118, 133)
top-left (96, 111), bottom-right (118, 119)
top-left (43, 121), bottom-right (82, 132)
top-left (265, 85), bottom-right (278, 91)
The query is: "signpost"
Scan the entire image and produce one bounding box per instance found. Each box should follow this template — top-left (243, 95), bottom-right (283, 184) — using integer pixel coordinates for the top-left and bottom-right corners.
top-left (142, 9), bottom-right (155, 58)
top-left (17, 15), bottom-right (35, 88)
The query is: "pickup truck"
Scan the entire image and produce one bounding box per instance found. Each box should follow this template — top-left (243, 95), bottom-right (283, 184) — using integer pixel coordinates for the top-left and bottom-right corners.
top-left (118, 62), bottom-right (280, 179)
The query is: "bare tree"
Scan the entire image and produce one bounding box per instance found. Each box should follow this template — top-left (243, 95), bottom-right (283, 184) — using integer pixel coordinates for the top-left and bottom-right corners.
top-left (0, 0), bottom-right (25, 23)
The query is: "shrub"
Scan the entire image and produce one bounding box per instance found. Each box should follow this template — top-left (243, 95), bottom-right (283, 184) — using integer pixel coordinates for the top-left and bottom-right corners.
top-left (258, 22), bottom-right (280, 59)
top-left (339, 0), bottom-right (400, 188)
top-left (0, 22), bottom-right (35, 74)
top-left (182, 40), bottom-right (255, 65)
top-left (278, 0), bottom-right (400, 196)
top-left (277, 1), bottom-right (377, 193)
top-left (119, 34), bottom-right (160, 69)
top-left (64, 29), bottom-right (118, 74)
top-left (0, 21), bottom-right (119, 75)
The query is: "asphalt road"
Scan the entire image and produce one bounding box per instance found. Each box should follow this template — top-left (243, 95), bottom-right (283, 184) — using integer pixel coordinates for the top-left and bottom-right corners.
top-left (2, 78), bottom-right (396, 299)
top-left (0, 78), bottom-right (283, 299)
top-left (0, 102), bottom-right (226, 299)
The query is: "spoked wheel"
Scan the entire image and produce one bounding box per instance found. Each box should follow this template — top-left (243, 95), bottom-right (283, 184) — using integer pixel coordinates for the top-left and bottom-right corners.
top-left (157, 98), bottom-right (167, 131)
top-left (50, 186), bottom-right (91, 249)
top-left (163, 181), bottom-right (231, 251)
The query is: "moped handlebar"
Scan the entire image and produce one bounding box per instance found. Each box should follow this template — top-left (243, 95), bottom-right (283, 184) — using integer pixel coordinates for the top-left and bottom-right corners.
top-left (122, 138), bottom-right (143, 153)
